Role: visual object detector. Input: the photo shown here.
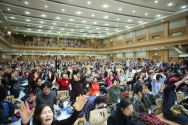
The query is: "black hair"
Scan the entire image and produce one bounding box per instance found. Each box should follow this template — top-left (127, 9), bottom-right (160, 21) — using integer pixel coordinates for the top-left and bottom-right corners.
top-left (94, 96), bottom-right (106, 104)
top-left (33, 103), bottom-right (55, 125)
top-left (135, 83), bottom-right (146, 94)
top-left (61, 72), bottom-right (67, 77)
top-left (3, 73), bottom-right (11, 80)
top-left (41, 81), bottom-right (53, 90)
top-left (116, 98), bottom-right (133, 111)
top-left (174, 73), bottom-right (181, 78)
top-left (36, 77), bottom-right (42, 83)
top-left (112, 78), bottom-right (120, 83)
top-left (156, 74), bottom-right (162, 81)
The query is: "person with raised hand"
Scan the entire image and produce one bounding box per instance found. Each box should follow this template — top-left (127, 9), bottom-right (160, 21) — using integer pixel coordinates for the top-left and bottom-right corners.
top-left (133, 82), bottom-right (165, 117)
top-left (162, 75), bottom-right (188, 125)
top-left (19, 95), bottom-right (87, 125)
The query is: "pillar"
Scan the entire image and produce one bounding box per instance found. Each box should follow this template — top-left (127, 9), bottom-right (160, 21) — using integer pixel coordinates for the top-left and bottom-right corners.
top-left (57, 37), bottom-right (59, 46)
top-left (164, 21), bottom-right (169, 38)
top-left (133, 30), bottom-right (136, 43)
top-left (113, 37), bottom-right (117, 47)
top-left (33, 35), bottom-right (35, 45)
top-left (133, 52), bottom-right (136, 59)
top-left (123, 52), bottom-right (126, 60)
top-left (186, 16), bottom-right (188, 35)
top-left (146, 51), bottom-right (150, 59)
top-left (11, 34), bottom-right (14, 44)
top-left (146, 27), bottom-right (150, 41)
top-left (123, 33), bottom-right (126, 45)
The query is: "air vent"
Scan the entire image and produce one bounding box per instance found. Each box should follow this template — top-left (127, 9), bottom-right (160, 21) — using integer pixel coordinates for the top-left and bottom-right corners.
top-left (17, 0), bottom-right (23, 2)
top-left (51, 7), bottom-right (56, 9)
top-left (19, 11), bottom-right (24, 13)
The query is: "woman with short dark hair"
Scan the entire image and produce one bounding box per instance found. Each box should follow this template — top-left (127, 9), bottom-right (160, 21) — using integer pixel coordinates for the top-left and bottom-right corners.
top-left (107, 98), bottom-right (133, 125)
top-left (30, 81), bottom-right (63, 107)
top-left (19, 95), bottom-right (87, 125)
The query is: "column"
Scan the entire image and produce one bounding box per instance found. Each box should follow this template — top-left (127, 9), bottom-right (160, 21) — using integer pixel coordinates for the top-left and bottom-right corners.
top-left (0, 28), bottom-right (2, 36)
top-left (57, 37), bottom-right (59, 46)
top-left (123, 52), bottom-right (126, 60)
top-left (146, 27), bottom-right (150, 41)
top-left (113, 36), bottom-right (117, 47)
top-left (164, 21), bottom-right (169, 38)
top-left (123, 33), bottom-right (126, 45)
top-left (0, 51), bottom-right (2, 60)
top-left (133, 52), bottom-right (136, 59)
top-left (186, 16), bottom-right (188, 35)
top-left (133, 30), bottom-right (136, 43)
top-left (146, 51), bottom-right (150, 59)
top-left (11, 34), bottom-right (14, 44)
top-left (33, 35), bottom-right (35, 45)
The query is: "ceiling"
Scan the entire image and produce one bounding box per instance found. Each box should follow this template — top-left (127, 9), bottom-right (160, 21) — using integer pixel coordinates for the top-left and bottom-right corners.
top-left (0, 0), bottom-right (188, 39)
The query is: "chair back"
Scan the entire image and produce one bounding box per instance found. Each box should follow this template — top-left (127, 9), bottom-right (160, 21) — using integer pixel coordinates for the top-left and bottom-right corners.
top-left (73, 116), bottom-right (86, 125)
top-left (129, 84), bottom-right (132, 91)
top-left (129, 91), bottom-right (133, 100)
top-left (107, 94), bottom-right (110, 103)
top-left (6, 95), bottom-right (14, 104)
top-left (57, 90), bottom-right (69, 100)
top-left (89, 108), bottom-right (108, 125)
top-left (155, 98), bottom-right (163, 115)
top-left (177, 94), bottom-right (185, 104)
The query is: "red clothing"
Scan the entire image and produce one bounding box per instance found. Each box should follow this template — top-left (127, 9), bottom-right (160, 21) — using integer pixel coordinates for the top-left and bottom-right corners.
top-left (89, 82), bottom-right (100, 96)
top-left (29, 72), bottom-right (42, 82)
top-left (142, 69), bottom-right (148, 73)
top-left (99, 73), bottom-right (104, 79)
top-left (56, 77), bottom-right (70, 89)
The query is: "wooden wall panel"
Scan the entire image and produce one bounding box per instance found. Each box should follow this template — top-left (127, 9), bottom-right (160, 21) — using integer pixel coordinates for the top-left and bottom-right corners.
top-left (135, 35), bottom-right (146, 43)
top-left (148, 49), bottom-right (169, 62)
top-left (149, 31), bottom-right (164, 41)
top-left (169, 26), bottom-right (186, 37)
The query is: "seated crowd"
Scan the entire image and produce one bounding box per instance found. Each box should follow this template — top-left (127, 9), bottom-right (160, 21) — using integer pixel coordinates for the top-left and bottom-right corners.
top-left (1, 58), bottom-right (188, 125)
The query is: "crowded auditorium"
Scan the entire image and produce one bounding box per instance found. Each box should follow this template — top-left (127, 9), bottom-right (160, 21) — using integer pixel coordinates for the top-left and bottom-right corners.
top-left (1, 0), bottom-right (188, 125)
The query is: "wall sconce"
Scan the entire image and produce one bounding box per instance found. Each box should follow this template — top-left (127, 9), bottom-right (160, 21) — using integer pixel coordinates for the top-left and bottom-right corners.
top-left (155, 53), bottom-right (157, 56)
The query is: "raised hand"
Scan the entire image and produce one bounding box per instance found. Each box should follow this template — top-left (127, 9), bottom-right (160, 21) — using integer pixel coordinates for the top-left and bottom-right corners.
top-left (18, 101), bottom-right (35, 125)
top-left (57, 92), bottom-right (64, 99)
top-left (74, 95), bottom-right (87, 111)
top-left (29, 93), bottom-right (36, 101)
top-left (34, 72), bottom-right (38, 78)
top-left (182, 75), bottom-right (188, 82)
top-left (160, 83), bottom-right (165, 92)
top-left (138, 91), bottom-right (143, 103)
top-left (123, 79), bottom-right (127, 86)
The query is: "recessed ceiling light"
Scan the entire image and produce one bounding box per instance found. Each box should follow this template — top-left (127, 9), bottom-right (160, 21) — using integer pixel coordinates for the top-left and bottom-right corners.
top-left (61, 29), bottom-right (64, 30)
top-left (65, 25), bottom-right (67, 26)
top-left (39, 30), bottom-right (41, 31)
top-left (51, 28), bottom-right (53, 29)
top-left (39, 26), bottom-right (42, 28)
top-left (40, 21), bottom-right (44, 23)
top-left (58, 32), bottom-right (60, 33)
top-left (76, 11), bottom-right (81, 14)
top-left (25, 2), bottom-right (28, 4)
top-left (87, 1), bottom-right (91, 4)
top-left (181, 5), bottom-right (187, 9)
top-left (155, 48), bottom-right (157, 49)
top-left (28, 29), bottom-right (30, 30)
top-left (8, 8), bottom-right (10, 11)
top-left (49, 31), bottom-right (51, 32)
top-left (106, 29), bottom-right (109, 30)
top-left (145, 13), bottom-right (148, 15)
top-left (16, 33), bottom-right (17, 34)
top-left (42, 14), bottom-right (46, 17)
top-left (82, 21), bottom-right (86, 23)
top-left (143, 49), bottom-right (144, 50)
top-left (133, 11), bottom-right (135, 13)
top-left (162, 20), bottom-right (163, 21)
top-left (86, 27), bottom-right (89, 28)
top-left (5, 27), bottom-right (7, 28)
top-left (125, 26), bottom-right (129, 27)
top-left (104, 16), bottom-right (108, 19)
top-left (45, 6), bottom-right (47, 8)
top-left (76, 26), bottom-right (78, 27)
top-left (56, 17), bottom-right (60, 19)
top-left (128, 30), bottom-right (129, 31)
top-left (71, 30), bottom-right (74, 31)
top-left (117, 18), bottom-right (119, 20)
top-left (70, 19), bottom-right (74, 21)
top-left (67, 33), bottom-right (69, 34)
top-left (94, 22), bottom-right (97, 24)
top-left (119, 8), bottom-right (122, 11)
top-left (11, 17), bottom-right (14, 19)
top-left (142, 26), bottom-right (144, 27)
top-left (62, 9), bottom-right (65, 11)
top-left (28, 33), bottom-right (29, 34)
top-left (28, 25), bottom-right (29, 26)
top-left (139, 21), bottom-right (143, 23)
top-left (156, 15), bottom-right (161, 17)
top-left (155, 1), bottom-right (158, 3)
top-left (105, 24), bottom-right (108, 26)
top-left (128, 19), bottom-right (132, 22)
top-left (103, 4), bottom-right (108, 8)
top-left (84, 34), bottom-right (86, 35)
top-left (26, 19), bottom-right (30, 21)
top-left (92, 14), bottom-right (94, 16)
top-left (96, 28), bottom-right (99, 29)
top-left (168, 3), bottom-right (173, 6)
top-left (81, 30), bottom-right (83, 32)
top-left (25, 11), bottom-right (29, 14)
top-left (116, 25), bottom-right (118, 26)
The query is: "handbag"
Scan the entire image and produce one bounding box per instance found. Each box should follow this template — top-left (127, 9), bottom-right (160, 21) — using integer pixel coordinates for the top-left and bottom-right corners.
top-left (121, 91), bottom-right (129, 99)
